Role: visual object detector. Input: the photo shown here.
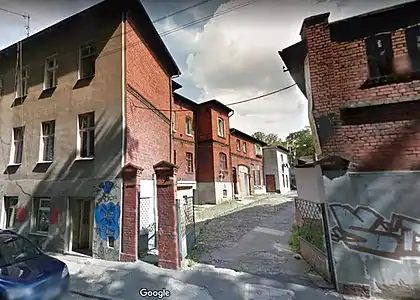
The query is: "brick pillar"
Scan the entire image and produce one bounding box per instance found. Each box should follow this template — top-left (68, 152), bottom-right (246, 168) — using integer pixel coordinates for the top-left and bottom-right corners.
top-left (153, 160), bottom-right (180, 270)
top-left (120, 163), bottom-right (143, 262)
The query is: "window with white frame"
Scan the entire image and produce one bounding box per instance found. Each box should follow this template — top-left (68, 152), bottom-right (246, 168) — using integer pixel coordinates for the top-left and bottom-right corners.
top-left (185, 116), bottom-right (193, 135)
top-left (0, 76), bottom-right (4, 96)
top-left (243, 142), bottom-right (247, 153)
top-left (236, 139), bottom-right (241, 151)
top-left (33, 198), bottom-right (51, 233)
top-left (3, 196), bottom-right (18, 229)
top-left (44, 56), bottom-right (58, 89)
top-left (40, 120), bottom-right (55, 162)
top-left (186, 152), bottom-right (193, 173)
top-left (11, 127), bottom-right (24, 164)
top-left (217, 117), bottom-right (225, 138)
top-left (79, 44), bottom-right (96, 79)
top-left (219, 152), bottom-right (227, 170)
top-left (255, 144), bottom-right (263, 156)
top-left (16, 66), bottom-right (29, 98)
top-left (78, 112), bottom-right (95, 158)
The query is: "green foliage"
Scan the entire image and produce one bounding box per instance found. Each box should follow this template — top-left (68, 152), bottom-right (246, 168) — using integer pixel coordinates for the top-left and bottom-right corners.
top-left (252, 131), bottom-right (287, 147)
top-left (285, 126), bottom-right (315, 158)
top-left (289, 221), bottom-right (325, 253)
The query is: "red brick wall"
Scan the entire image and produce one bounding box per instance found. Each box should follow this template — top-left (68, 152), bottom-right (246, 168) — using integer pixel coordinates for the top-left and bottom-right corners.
top-left (196, 143), bottom-right (214, 182)
top-left (125, 18), bottom-right (171, 177)
top-left (173, 139), bottom-right (195, 181)
top-left (125, 17), bottom-right (171, 118)
top-left (212, 143), bottom-right (231, 182)
top-left (304, 20), bottom-right (420, 171)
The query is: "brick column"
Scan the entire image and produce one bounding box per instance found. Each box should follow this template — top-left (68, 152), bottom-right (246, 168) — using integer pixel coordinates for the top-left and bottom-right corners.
top-left (120, 163), bottom-right (143, 262)
top-left (153, 160), bottom-right (180, 270)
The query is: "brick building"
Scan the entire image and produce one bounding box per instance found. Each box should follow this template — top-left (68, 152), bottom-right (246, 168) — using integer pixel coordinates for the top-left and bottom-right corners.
top-left (280, 1), bottom-right (420, 297)
top-left (230, 129), bottom-right (266, 198)
top-left (0, 0), bottom-right (179, 262)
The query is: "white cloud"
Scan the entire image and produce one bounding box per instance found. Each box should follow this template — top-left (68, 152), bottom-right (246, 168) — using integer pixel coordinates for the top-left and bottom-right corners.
top-left (168, 0), bottom-right (412, 138)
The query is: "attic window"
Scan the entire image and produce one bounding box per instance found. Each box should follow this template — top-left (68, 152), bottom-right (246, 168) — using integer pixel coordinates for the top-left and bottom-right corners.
top-left (406, 25), bottom-right (420, 72)
top-left (366, 33), bottom-right (394, 78)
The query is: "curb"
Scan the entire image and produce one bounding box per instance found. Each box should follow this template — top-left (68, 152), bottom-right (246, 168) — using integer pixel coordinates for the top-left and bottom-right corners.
top-left (70, 290), bottom-right (119, 300)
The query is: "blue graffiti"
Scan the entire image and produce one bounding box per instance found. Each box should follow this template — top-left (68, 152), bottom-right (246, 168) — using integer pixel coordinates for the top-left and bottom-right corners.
top-left (96, 181), bottom-right (116, 205)
top-left (95, 202), bottom-right (120, 241)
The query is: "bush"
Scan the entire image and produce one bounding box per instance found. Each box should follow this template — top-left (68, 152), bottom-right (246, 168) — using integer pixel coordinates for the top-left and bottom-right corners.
top-left (289, 221), bottom-right (325, 253)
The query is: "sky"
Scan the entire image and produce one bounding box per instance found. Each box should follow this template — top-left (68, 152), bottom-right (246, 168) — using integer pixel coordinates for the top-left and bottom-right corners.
top-left (0, 0), bottom-right (415, 138)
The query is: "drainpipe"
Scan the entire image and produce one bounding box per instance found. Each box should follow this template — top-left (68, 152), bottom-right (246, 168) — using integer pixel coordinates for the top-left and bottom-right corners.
top-left (227, 111), bottom-right (235, 199)
top-left (169, 74), bottom-right (180, 163)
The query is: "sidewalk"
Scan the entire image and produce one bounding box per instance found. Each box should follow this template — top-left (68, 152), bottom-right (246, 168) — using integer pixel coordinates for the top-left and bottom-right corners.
top-left (51, 252), bottom-right (349, 300)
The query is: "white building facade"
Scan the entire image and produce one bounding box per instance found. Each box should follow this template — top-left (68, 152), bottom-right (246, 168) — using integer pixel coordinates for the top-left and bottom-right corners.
top-left (263, 146), bottom-right (291, 194)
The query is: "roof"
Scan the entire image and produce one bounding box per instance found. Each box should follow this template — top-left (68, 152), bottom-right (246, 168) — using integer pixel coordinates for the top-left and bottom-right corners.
top-left (330, 0), bottom-right (420, 42)
top-left (230, 128), bottom-right (268, 146)
top-left (199, 99), bottom-right (234, 115)
top-left (294, 154), bottom-right (350, 170)
top-left (172, 81), bottom-right (183, 92)
top-left (0, 0), bottom-right (180, 77)
top-left (174, 92), bottom-right (197, 108)
top-left (278, 41), bottom-right (307, 97)
top-left (263, 144), bottom-right (289, 153)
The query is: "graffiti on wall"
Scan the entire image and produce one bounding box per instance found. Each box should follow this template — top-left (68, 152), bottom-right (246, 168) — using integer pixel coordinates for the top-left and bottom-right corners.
top-left (329, 203), bottom-right (420, 261)
top-left (94, 181), bottom-right (120, 242)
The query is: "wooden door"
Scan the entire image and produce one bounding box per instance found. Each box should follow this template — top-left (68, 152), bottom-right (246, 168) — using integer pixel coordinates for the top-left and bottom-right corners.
top-left (266, 175), bottom-right (276, 192)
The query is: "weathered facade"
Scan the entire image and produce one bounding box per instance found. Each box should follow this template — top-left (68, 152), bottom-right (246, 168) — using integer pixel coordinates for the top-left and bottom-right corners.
top-left (229, 129), bottom-right (266, 198)
top-left (280, 1), bottom-right (420, 298)
top-left (0, 0), bottom-right (179, 262)
top-left (263, 146), bottom-right (291, 194)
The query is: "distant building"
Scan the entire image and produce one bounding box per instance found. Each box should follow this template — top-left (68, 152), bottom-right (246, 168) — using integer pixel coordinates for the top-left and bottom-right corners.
top-left (263, 146), bottom-right (291, 193)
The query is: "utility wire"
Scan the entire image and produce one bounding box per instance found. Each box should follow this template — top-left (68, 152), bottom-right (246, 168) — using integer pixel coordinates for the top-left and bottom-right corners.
top-left (152, 0), bottom-right (213, 23)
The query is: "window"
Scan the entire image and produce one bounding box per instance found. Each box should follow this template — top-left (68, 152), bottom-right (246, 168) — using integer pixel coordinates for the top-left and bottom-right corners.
top-left (255, 144), bottom-right (263, 156)
top-left (78, 112), bottom-right (95, 158)
top-left (40, 121), bottom-right (55, 162)
top-left (79, 44), bottom-right (96, 79)
top-left (44, 56), bottom-right (58, 89)
top-left (281, 155), bottom-right (284, 163)
top-left (185, 116), bottom-right (193, 135)
top-left (236, 139), bottom-right (241, 151)
top-left (217, 117), bottom-right (225, 138)
top-left (11, 127), bottom-right (24, 164)
top-left (286, 175), bottom-right (289, 188)
top-left (282, 174), bottom-right (285, 188)
top-left (16, 66), bottom-right (29, 98)
top-left (173, 150), bottom-right (177, 165)
top-left (3, 197), bottom-right (18, 229)
top-left (243, 142), bottom-right (247, 153)
top-left (406, 26), bottom-right (420, 72)
top-left (219, 152), bottom-right (227, 170)
top-left (0, 76), bottom-right (4, 96)
top-left (365, 33), bottom-right (394, 78)
top-left (171, 111), bottom-right (176, 133)
top-left (0, 234), bottom-right (41, 267)
top-left (186, 152), bottom-right (193, 173)
top-left (33, 198), bottom-right (51, 233)
top-left (256, 165), bottom-right (261, 186)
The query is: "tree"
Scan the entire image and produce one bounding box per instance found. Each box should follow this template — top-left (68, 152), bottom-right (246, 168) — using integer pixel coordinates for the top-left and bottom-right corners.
top-left (285, 126), bottom-right (315, 158)
top-left (252, 132), bottom-right (286, 147)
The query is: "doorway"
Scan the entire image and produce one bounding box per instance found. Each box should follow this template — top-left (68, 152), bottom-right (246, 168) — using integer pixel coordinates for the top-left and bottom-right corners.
top-left (266, 175), bottom-right (276, 192)
top-left (69, 198), bottom-right (93, 256)
top-left (238, 165), bottom-right (251, 197)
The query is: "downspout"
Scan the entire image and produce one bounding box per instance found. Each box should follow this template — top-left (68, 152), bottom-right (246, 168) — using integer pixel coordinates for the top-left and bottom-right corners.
top-left (227, 111), bottom-right (234, 199)
top-left (169, 74), bottom-right (180, 163)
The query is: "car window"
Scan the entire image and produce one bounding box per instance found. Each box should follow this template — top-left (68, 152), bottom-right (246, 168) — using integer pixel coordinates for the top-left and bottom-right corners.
top-left (0, 235), bottom-right (41, 267)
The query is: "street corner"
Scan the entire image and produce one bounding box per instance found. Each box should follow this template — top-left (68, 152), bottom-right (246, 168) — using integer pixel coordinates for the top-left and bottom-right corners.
top-left (244, 284), bottom-right (295, 300)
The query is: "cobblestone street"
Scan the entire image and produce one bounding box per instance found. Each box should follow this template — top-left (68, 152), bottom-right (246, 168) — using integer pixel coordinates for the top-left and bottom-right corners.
top-left (189, 193), bottom-right (320, 286)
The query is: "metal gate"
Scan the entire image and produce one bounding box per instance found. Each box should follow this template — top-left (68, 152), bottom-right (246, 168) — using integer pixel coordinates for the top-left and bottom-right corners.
top-left (176, 195), bottom-right (196, 261)
top-left (294, 198), bottom-right (336, 286)
top-left (138, 193), bottom-right (158, 257)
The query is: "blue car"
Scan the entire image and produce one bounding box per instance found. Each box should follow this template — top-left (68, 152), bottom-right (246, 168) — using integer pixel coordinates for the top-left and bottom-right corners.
top-left (0, 230), bottom-right (69, 300)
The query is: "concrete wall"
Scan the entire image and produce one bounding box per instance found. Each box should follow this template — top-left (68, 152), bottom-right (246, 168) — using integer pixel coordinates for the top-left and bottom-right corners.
top-left (324, 170), bottom-right (420, 298)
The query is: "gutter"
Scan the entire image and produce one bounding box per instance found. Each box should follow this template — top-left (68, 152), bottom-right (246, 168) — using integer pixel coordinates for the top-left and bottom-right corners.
top-left (169, 74), bottom-right (181, 163)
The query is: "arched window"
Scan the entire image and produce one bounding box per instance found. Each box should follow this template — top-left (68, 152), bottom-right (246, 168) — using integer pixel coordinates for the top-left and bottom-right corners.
top-left (219, 152), bottom-right (227, 170)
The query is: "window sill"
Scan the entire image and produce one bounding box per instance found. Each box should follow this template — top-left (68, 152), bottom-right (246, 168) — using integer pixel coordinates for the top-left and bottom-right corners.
top-left (7, 163), bottom-right (21, 167)
top-left (360, 71), bottom-right (420, 89)
top-left (218, 135), bottom-right (226, 139)
top-left (75, 157), bottom-right (94, 161)
top-left (37, 160), bottom-right (53, 164)
top-left (42, 86), bottom-right (57, 92)
top-left (29, 231), bottom-right (50, 237)
top-left (186, 171), bottom-right (194, 174)
top-left (185, 133), bottom-right (193, 137)
top-left (78, 75), bottom-right (95, 81)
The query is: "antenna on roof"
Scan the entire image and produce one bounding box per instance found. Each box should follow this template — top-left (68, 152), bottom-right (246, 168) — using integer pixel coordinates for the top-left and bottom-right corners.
top-left (0, 7), bottom-right (30, 37)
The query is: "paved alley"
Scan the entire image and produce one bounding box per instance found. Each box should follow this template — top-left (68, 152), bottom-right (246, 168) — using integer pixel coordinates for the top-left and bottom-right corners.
top-left (190, 193), bottom-right (317, 286)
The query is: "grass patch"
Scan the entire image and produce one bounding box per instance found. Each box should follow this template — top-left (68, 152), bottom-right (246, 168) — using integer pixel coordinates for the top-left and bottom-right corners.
top-left (289, 221), bottom-right (325, 253)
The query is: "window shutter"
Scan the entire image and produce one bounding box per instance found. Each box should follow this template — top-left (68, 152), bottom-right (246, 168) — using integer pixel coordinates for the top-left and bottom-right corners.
top-left (406, 26), bottom-right (420, 72)
top-left (366, 33), bottom-right (394, 77)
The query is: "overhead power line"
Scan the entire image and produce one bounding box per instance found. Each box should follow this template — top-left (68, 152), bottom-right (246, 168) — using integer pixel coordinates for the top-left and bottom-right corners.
top-left (152, 0), bottom-right (213, 23)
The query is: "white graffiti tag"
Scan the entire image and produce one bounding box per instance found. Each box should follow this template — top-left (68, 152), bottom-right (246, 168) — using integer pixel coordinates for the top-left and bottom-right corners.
top-left (329, 203), bottom-right (420, 260)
